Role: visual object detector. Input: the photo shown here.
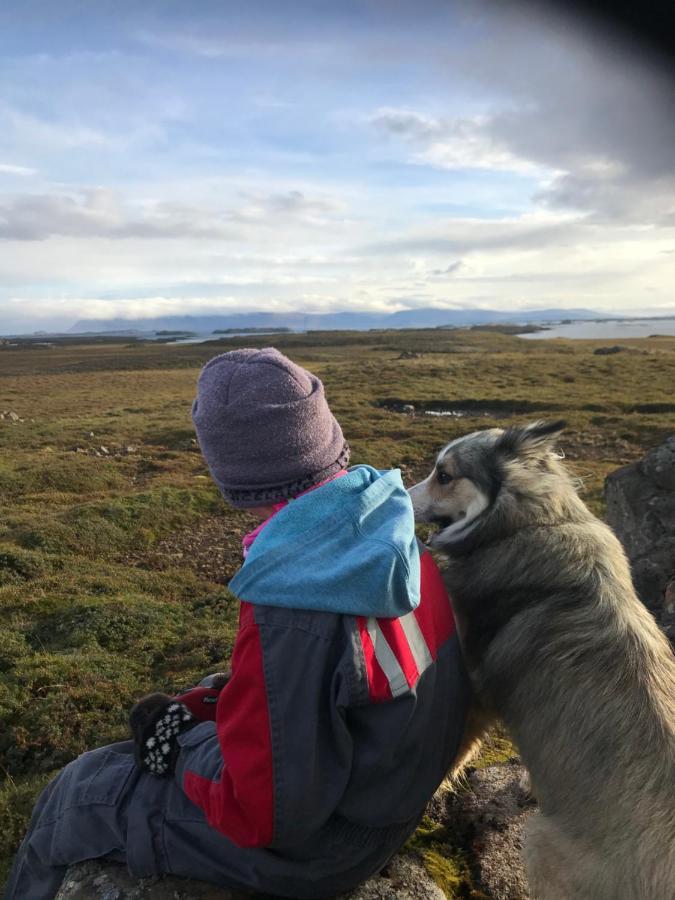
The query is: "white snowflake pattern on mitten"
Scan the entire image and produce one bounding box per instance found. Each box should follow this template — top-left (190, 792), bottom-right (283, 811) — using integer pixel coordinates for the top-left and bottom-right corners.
top-left (140, 702), bottom-right (195, 775)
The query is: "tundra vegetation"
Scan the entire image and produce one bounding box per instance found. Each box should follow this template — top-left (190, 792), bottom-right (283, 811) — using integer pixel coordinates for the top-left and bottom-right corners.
top-left (1, 329), bottom-right (674, 896)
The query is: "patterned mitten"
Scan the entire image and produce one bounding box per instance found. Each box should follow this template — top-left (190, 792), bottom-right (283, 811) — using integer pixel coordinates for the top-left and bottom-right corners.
top-left (129, 692), bottom-right (197, 776)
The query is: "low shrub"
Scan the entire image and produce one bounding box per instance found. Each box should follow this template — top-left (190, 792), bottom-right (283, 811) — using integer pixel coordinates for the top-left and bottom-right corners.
top-left (0, 546), bottom-right (48, 585)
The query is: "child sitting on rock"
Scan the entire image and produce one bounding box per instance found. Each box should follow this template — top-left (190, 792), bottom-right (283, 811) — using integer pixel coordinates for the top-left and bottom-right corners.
top-left (5, 348), bottom-right (471, 900)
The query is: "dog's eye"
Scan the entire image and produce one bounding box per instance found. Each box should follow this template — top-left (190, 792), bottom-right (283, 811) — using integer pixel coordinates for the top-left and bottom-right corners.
top-left (436, 469), bottom-right (453, 485)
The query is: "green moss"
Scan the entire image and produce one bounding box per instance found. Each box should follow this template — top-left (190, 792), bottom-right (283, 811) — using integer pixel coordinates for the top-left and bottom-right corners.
top-left (0, 770), bottom-right (57, 888)
top-left (472, 725), bottom-right (517, 769)
top-left (404, 729), bottom-right (518, 896)
top-left (420, 848), bottom-right (488, 899)
top-left (0, 578), bottom-right (238, 777)
top-left (68, 485), bottom-right (219, 545)
top-left (14, 519), bottom-right (75, 556)
top-left (15, 486), bottom-right (222, 558)
top-left (0, 631), bottom-right (28, 673)
top-left (0, 545), bottom-right (48, 585)
top-left (0, 649), bottom-right (143, 773)
top-left (0, 454), bottom-right (126, 498)
top-left (406, 817), bottom-right (489, 898)
top-left (30, 454), bottom-right (127, 494)
top-left (27, 599), bottom-right (179, 652)
top-left (0, 461), bottom-right (15, 496)
top-left (421, 848), bottom-right (466, 896)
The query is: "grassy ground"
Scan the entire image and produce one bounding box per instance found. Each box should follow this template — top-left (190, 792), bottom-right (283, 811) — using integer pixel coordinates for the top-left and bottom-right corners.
top-left (1, 329), bottom-right (674, 893)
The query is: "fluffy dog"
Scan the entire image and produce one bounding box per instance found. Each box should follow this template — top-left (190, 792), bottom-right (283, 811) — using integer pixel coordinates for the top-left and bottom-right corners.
top-left (409, 421), bottom-right (675, 900)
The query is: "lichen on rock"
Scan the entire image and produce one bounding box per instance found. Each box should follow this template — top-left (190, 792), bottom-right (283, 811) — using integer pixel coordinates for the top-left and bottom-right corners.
top-left (55, 851), bottom-right (447, 900)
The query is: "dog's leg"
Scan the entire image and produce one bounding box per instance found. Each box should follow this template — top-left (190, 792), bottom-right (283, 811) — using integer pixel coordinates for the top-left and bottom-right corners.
top-left (524, 814), bottom-right (601, 900)
top-left (524, 814), bottom-right (574, 900)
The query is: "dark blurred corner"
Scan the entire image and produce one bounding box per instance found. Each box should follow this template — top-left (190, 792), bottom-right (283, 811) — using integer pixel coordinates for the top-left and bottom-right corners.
top-left (510, 0), bottom-right (675, 76)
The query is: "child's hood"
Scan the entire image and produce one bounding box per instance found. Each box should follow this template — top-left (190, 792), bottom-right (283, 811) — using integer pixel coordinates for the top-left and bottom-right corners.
top-left (228, 465), bottom-right (420, 617)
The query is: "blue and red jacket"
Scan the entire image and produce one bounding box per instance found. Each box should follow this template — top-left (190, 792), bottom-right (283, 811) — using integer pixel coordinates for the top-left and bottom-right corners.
top-left (175, 466), bottom-right (471, 850)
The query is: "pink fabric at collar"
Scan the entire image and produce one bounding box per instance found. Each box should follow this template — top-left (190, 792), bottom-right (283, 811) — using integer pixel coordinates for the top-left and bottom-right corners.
top-left (241, 469), bottom-right (348, 558)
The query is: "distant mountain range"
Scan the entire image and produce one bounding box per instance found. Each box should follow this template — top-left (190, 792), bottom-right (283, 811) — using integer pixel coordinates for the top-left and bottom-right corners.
top-left (70, 307), bottom-right (602, 334)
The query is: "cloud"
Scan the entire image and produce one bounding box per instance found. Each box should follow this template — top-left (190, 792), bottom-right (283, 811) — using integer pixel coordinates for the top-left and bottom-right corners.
top-left (367, 8), bottom-right (674, 223)
top-left (6, 295), bottom-right (246, 323)
top-left (370, 108), bottom-right (443, 142)
top-left (1, 0), bottom-right (673, 332)
top-left (134, 29), bottom-right (310, 61)
top-left (0, 187), bottom-right (347, 241)
top-left (535, 170), bottom-right (675, 226)
top-left (448, 5), bottom-right (675, 224)
top-left (0, 163), bottom-right (37, 177)
top-left (0, 103), bottom-right (116, 151)
top-left (431, 260), bottom-right (463, 276)
top-left (361, 215), bottom-right (585, 256)
top-left (231, 189), bottom-right (346, 226)
top-left (0, 190), bottom-right (237, 241)
top-left (370, 107), bottom-right (542, 174)
top-left (0, 100), bottom-right (170, 169)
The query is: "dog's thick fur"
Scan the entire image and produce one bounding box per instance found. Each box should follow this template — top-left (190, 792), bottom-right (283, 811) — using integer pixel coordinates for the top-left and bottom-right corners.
top-left (409, 422), bottom-right (675, 900)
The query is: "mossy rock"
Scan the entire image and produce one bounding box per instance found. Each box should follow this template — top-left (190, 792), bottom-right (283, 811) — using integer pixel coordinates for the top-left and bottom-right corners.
top-left (407, 820), bottom-right (489, 898)
top-left (471, 726), bottom-right (517, 769)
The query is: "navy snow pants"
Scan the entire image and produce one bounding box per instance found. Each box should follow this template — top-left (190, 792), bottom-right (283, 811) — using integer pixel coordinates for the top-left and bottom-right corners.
top-left (4, 727), bottom-right (410, 900)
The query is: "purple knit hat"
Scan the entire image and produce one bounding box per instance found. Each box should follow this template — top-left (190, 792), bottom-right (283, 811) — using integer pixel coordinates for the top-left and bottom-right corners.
top-left (192, 348), bottom-right (350, 507)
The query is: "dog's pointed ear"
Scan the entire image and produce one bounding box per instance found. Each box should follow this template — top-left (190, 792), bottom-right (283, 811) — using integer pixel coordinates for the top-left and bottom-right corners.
top-left (496, 420), bottom-right (566, 457)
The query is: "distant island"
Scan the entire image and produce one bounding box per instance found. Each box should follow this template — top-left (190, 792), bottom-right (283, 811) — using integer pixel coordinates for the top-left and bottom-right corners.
top-left (70, 307), bottom-right (603, 335)
top-left (155, 330), bottom-right (196, 337)
top-left (212, 327), bottom-right (291, 334)
top-left (460, 323), bottom-right (549, 335)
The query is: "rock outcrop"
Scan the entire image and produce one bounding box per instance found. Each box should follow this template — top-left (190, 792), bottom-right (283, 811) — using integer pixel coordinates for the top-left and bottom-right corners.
top-left (445, 764), bottom-right (532, 900)
top-left (604, 434), bottom-right (675, 636)
top-left (592, 345), bottom-right (626, 355)
top-left (55, 763), bottom-right (535, 900)
top-left (55, 851), bottom-right (446, 900)
top-left (0, 410), bottom-right (23, 424)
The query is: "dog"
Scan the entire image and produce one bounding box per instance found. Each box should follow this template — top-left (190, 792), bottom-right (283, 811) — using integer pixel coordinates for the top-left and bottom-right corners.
top-left (408, 421), bottom-right (675, 900)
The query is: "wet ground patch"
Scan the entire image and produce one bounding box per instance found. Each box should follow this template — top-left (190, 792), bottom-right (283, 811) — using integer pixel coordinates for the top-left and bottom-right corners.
top-left (627, 402), bottom-right (675, 414)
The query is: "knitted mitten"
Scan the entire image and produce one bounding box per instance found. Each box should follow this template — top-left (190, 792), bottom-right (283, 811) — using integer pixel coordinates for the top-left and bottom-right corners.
top-left (129, 692), bottom-right (197, 776)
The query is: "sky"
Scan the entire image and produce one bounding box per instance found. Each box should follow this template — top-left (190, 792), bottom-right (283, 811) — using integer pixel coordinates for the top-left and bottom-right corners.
top-left (0, 0), bottom-right (674, 333)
